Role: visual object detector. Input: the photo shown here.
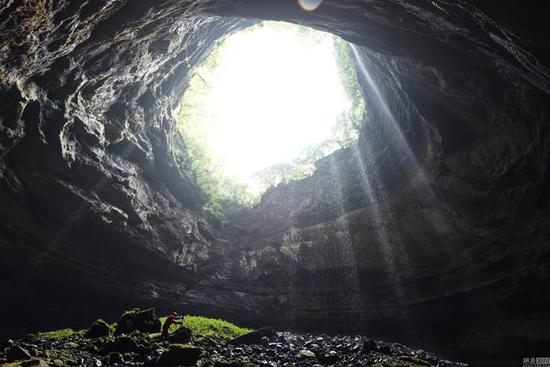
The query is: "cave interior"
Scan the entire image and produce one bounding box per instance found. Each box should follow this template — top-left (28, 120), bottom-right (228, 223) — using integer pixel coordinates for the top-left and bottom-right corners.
top-left (1, 0), bottom-right (550, 365)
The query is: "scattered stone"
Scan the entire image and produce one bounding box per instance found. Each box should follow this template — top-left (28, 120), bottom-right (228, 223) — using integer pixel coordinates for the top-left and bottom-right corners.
top-left (317, 352), bottom-right (340, 365)
top-left (1, 326), bottom-right (467, 367)
top-left (399, 355), bottom-right (431, 366)
top-left (297, 349), bottom-right (316, 358)
top-left (230, 327), bottom-right (275, 345)
top-left (85, 319), bottom-right (112, 338)
top-left (136, 343), bottom-right (153, 356)
top-left (108, 352), bottom-right (123, 364)
top-left (414, 349), bottom-right (439, 364)
top-left (157, 344), bottom-right (203, 367)
top-left (214, 360), bottom-right (242, 367)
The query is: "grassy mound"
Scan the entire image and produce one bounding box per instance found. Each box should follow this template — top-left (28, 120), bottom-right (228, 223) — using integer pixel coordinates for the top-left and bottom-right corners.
top-left (35, 312), bottom-right (252, 343)
top-left (158, 315), bottom-right (253, 341)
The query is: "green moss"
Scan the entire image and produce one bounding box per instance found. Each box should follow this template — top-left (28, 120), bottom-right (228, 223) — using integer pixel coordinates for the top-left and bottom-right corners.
top-left (157, 315), bottom-right (253, 341)
top-left (120, 308), bottom-right (140, 317)
top-left (38, 328), bottom-right (82, 340)
top-left (203, 199), bottom-right (229, 224)
top-left (43, 348), bottom-right (78, 366)
top-left (185, 315), bottom-right (253, 340)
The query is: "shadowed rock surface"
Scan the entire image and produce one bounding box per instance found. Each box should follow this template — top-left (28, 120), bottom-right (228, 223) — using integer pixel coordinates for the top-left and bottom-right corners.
top-left (1, 1), bottom-right (550, 366)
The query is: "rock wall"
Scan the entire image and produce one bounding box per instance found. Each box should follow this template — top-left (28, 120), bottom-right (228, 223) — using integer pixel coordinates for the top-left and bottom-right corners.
top-left (0, 0), bottom-right (248, 335)
top-left (1, 0), bottom-right (550, 365)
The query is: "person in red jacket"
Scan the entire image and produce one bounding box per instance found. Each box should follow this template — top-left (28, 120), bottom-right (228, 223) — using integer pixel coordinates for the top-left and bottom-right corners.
top-left (161, 312), bottom-right (184, 338)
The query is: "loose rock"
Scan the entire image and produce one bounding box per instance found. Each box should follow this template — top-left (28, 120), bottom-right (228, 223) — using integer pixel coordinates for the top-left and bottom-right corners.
top-left (230, 327), bottom-right (275, 346)
top-left (157, 345), bottom-right (203, 367)
top-left (0, 328), bottom-right (467, 367)
top-left (102, 335), bottom-right (138, 354)
top-left (6, 345), bottom-right (32, 362)
top-left (169, 326), bottom-right (192, 344)
top-left (85, 319), bottom-right (112, 339)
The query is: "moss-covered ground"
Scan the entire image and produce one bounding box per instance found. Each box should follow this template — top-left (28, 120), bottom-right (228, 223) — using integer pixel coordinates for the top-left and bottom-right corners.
top-left (156, 315), bottom-right (253, 341)
top-left (37, 328), bottom-right (84, 340)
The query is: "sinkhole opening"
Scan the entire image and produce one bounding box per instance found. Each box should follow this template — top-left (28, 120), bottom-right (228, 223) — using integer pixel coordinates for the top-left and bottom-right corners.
top-left (176, 21), bottom-right (366, 212)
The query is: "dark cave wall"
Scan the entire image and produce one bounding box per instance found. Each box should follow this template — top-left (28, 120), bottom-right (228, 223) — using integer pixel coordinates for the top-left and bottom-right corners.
top-left (0, 0), bottom-right (248, 334)
top-left (1, 0), bottom-right (550, 364)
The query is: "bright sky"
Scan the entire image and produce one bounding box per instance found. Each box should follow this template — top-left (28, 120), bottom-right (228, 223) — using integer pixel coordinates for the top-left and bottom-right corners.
top-left (186, 22), bottom-right (349, 188)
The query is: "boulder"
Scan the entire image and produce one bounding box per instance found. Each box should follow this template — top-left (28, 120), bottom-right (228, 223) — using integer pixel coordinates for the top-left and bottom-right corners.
top-left (103, 335), bottom-right (138, 354)
top-left (362, 339), bottom-right (378, 354)
top-left (230, 327), bottom-right (275, 346)
top-left (6, 345), bottom-right (32, 362)
top-left (85, 319), bottom-right (112, 338)
top-left (168, 326), bottom-right (191, 344)
top-left (297, 349), bottom-right (316, 359)
top-left (157, 344), bottom-right (203, 367)
top-left (115, 308), bottom-right (161, 335)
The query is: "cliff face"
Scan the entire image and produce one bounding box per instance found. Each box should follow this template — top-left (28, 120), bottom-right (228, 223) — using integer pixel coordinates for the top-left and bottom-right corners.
top-left (1, 0), bottom-right (549, 365)
top-left (0, 0), bottom-right (244, 335)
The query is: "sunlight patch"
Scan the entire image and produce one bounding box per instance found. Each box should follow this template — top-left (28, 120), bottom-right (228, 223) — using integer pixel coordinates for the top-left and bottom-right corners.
top-left (177, 22), bottom-right (365, 206)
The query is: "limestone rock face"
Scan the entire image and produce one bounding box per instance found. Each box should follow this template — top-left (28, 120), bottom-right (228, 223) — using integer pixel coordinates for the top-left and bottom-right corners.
top-left (1, 1), bottom-right (549, 365)
top-left (0, 0), bottom-right (245, 335)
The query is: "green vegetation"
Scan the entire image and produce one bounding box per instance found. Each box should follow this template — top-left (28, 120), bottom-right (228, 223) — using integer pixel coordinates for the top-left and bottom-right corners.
top-left (38, 328), bottom-right (83, 340)
top-left (36, 313), bottom-right (250, 344)
top-left (176, 34), bottom-right (239, 219)
top-left (183, 315), bottom-right (252, 340)
top-left (332, 36), bottom-right (367, 147)
top-left (157, 315), bottom-right (252, 341)
top-left (176, 21), bottom-right (366, 213)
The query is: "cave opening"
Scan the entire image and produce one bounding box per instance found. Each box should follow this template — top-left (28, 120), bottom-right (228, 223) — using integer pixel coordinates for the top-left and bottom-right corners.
top-left (176, 21), bottom-right (366, 208)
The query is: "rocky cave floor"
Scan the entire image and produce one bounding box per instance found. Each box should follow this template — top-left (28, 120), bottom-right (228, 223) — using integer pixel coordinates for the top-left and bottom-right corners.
top-left (0, 331), bottom-right (468, 367)
top-left (0, 310), bottom-right (466, 367)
